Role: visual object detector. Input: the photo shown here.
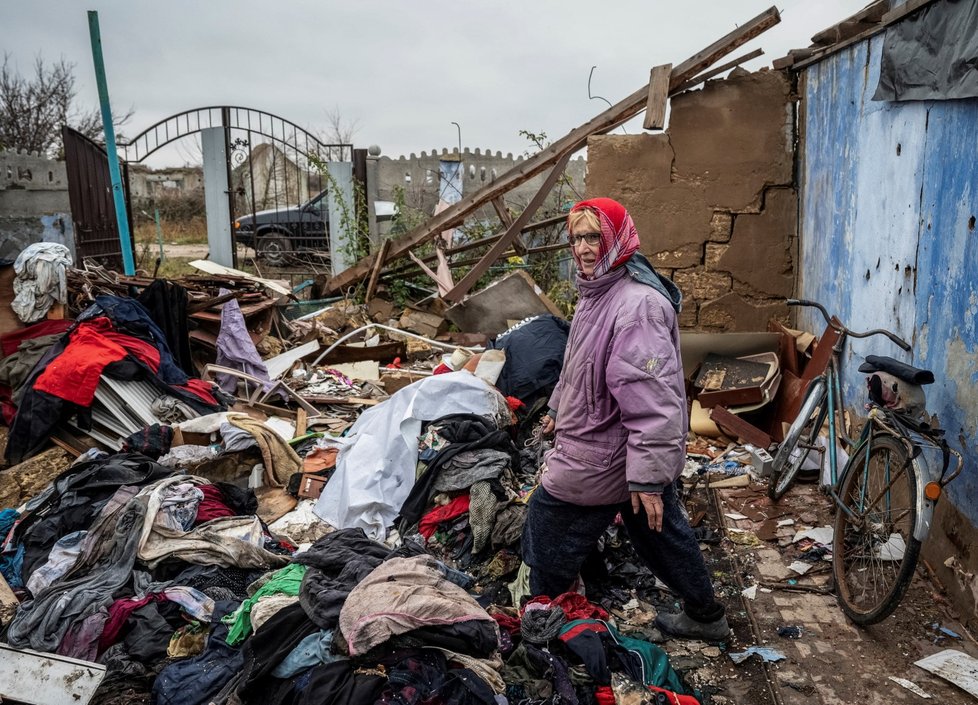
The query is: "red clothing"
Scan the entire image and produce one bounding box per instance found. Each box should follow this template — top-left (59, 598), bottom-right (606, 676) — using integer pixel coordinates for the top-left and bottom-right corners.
top-left (418, 494), bottom-right (470, 539)
top-left (195, 484), bottom-right (236, 523)
top-left (34, 318), bottom-right (161, 405)
top-left (522, 592), bottom-right (610, 622)
top-left (99, 594), bottom-right (161, 651)
top-left (0, 319), bottom-right (72, 357)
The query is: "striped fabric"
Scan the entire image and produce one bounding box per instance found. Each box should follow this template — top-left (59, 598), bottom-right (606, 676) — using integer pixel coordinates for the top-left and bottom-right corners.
top-left (569, 197), bottom-right (640, 279)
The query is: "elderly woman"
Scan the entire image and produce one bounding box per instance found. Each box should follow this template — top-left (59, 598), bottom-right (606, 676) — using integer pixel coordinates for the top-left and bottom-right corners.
top-left (522, 197), bottom-right (729, 641)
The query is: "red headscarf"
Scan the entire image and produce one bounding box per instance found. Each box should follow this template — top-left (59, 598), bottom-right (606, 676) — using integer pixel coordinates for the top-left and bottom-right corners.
top-left (568, 197), bottom-right (640, 279)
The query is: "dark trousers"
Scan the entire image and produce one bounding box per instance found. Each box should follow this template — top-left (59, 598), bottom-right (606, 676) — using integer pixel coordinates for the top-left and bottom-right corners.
top-left (522, 483), bottom-right (724, 623)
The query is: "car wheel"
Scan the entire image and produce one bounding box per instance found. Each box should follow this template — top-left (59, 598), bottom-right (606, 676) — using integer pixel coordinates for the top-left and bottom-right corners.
top-left (257, 233), bottom-right (292, 266)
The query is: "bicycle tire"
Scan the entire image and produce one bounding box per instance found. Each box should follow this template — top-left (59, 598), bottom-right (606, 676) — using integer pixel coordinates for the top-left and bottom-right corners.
top-left (833, 434), bottom-right (921, 625)
top-left (768, 379), bottom-right (828, 501)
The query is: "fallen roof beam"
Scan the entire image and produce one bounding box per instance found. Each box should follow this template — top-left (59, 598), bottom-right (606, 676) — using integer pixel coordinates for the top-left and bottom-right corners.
top-left (320, 6), bottom-right (780, 296)
top-left (443, 152), bottom-right (572, 303)
top-left (379, 213), bottom-right (568, 279)
top-left (674, 48), bottom-right (765, 92)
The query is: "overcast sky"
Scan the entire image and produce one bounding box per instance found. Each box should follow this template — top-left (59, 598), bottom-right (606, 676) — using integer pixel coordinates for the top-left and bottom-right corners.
top-left (3, 0), bottom-right (869, 167)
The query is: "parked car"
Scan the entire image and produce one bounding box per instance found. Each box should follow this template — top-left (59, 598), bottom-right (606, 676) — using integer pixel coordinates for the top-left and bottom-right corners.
top-left (234, 190), bottom-right (395, 265)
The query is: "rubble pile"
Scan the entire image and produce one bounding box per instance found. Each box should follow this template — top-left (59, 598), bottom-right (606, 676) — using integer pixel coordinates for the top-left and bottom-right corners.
top-left (1, 242), bottom-right (975, 705)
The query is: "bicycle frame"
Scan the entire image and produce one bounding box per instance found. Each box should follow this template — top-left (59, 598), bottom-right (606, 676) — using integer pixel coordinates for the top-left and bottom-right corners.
top-left (809, 330), bottom-right (961, 542)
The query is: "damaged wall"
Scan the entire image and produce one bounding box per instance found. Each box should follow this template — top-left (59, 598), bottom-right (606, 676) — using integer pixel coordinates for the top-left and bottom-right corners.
top-left (585, 68), bottom-right (796, 331)
top-left (797, 34), bottom-right (978, 618)
top-left (0, 150), bottom-right (73, 260)
top-left (377, 148), bottom-right (586, 215)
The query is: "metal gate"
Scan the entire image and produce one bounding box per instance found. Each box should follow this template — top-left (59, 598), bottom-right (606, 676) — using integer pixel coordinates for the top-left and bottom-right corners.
top-left (119, 107), bottom-right (356, 280)
top-left (62, 125), bottom-right (135, 269)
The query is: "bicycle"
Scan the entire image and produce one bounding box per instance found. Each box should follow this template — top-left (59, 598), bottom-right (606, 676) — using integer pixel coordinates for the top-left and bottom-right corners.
top-left (767, 299), bottom-right (962, 624)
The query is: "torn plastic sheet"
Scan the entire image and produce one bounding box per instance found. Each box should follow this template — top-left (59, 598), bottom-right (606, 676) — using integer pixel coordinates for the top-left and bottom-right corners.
top-left (874, 0), bottom-right (978, 102)
top-left (314, 371), bottom-right (509, 539)
top-left (729, 646), bottom-right (786, 664)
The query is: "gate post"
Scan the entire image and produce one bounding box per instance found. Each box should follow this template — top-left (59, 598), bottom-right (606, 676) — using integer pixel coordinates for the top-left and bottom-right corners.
top-left (326, 161), bottom-right (355, 277)
top-left (201, 127), bottom-right (234, 267)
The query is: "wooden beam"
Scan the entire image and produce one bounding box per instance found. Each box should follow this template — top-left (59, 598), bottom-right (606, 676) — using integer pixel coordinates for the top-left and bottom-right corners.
top-left (710, 406), bottom-right (773, 449)
top-left (812, 0), bottom-right (887, 45)
top-left (320, 6), bottom-right (780, 296)
top-left (378, 213), bottom-right (569, 279)
top-left (294, 407), bottom-right (308, 438)
top-left (667, 6), bottom-right (780, 91)
top-left (364, 238), bottom-right (391, 302)
top-left (674, 48), bottom-right (764, 91)
top-left (385, 241), bottom-right (571, 279)
top-left (491, 196), bottom-right (513, 227)
top-left (794, 0), bottom-right (939, 71)
top-left (643, 64), bottom-right (672, 130)
top-left (443, 153), bottom-right (572, 303)
top-left (492, 196), bottom-right (527, 255)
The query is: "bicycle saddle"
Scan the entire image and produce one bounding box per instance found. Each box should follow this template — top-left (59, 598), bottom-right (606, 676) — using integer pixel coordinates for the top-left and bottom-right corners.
top-left (858, 355), bottom-right (934, 385)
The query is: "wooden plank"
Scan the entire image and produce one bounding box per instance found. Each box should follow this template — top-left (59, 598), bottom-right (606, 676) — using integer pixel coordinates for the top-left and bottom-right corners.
top-left (643, 64), bottom-right (672, 130)
top-left (675, 48), bottom-right (764, 91)
top-left (794, 0), bottom-right (940, 71)
top-left (492, 196), bottom-right (526, 256)
top-left (364, 238), bottom-right (391, 302)
top-left (294, 407), bottom-right (308, 438)
top-left (710, 406), bottom-right (773, 449)
top-left (668, 7), bottom-right (780, 91)
top-left (382, 213), bottom-right (569, 278)
top-left (801, 321), bottom-right (843, 380)
top-left (491, 196), bottom-right (513, 227)
top-left (321, 6), bottom-right (781, 296)
top-left (811, 0), bottom-right (887, 45)
top-left (881, 0), bottom-right (938, 25)
top-left (443, 152), bottom-right (573, 303)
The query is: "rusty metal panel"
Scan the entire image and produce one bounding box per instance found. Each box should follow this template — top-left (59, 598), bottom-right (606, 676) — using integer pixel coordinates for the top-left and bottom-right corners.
top-left (61, 126), bottom-right (133, 269)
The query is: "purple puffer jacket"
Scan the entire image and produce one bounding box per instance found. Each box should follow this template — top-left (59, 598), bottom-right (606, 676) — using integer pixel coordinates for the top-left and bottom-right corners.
top-left (543, 266), bottom-right (688, 505)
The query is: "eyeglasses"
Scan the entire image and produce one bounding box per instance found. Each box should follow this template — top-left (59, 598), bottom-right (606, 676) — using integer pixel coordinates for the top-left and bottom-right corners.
top-left (568, 232), bottom-right (601, 247)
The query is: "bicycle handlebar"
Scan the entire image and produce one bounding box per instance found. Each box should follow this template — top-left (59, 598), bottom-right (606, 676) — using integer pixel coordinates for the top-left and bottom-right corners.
top-left (787, 298), bottom-right (912, 352)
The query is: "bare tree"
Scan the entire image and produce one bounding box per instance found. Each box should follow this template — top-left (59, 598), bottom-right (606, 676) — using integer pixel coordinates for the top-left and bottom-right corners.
top-left (0, 53), bottom-right (132, 158)
top-left (321, 105), bottom-right (360, 145)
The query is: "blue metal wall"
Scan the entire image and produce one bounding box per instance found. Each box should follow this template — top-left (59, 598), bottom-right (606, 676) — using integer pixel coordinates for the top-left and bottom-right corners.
top-left (799, 35), bottom-right (978, 519)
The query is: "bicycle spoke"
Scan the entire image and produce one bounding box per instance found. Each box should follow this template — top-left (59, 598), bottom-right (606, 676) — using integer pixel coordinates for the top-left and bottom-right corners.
top-left (834, 436), bottom-right (919, 623)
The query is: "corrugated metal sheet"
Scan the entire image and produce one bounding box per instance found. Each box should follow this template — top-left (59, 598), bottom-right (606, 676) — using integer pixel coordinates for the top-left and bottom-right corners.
top-left (799, 34), bottom-right (978, 519)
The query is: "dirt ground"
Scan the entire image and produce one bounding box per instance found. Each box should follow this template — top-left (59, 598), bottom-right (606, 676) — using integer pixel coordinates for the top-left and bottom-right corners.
top-left (671, 478), bottom-right (978, 704)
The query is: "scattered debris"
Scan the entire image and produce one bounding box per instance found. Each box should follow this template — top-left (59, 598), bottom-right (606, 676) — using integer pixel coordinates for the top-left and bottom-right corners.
top-left (729, 646), bottom-right (787, 664)
top-left (915, 650), bottom-right (978, 698)
top-left (888, 676), bottom-right (933, 699)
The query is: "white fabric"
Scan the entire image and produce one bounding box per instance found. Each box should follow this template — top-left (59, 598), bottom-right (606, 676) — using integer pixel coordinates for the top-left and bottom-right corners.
top-left (11, 242), bottom-right (72, 323)
top-left (314, 371), bottom-right (509, 539)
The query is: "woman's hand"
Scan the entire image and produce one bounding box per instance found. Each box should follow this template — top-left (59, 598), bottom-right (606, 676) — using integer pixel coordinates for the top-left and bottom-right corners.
top-left (631, 491), bottom-right (664, 532)
top-left (540, 415), bottom-right (555, 436)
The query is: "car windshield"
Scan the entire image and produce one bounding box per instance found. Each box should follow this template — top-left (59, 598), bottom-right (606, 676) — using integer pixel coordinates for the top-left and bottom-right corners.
top-left (303, 190), bottom-right (327, 212)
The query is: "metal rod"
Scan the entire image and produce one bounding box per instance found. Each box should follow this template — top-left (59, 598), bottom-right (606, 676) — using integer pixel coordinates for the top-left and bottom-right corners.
top-left (87, 10), bottom-right (135, 276)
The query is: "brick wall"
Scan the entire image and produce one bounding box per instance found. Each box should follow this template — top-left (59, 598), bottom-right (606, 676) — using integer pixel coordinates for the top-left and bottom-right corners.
top-left (586, 68), bottom-right (796, 331)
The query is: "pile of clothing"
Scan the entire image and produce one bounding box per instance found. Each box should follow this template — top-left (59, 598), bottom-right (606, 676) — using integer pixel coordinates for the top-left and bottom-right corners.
top-left (4, 295), bottom-right (226, 464)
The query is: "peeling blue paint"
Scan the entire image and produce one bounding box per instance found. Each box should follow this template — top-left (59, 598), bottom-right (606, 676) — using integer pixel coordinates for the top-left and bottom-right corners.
top-left (800, 35), bottom-right (978, 520)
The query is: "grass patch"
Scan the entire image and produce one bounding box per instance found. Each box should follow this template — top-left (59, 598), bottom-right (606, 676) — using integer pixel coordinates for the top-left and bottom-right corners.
top-left (133, 215), bottom-right (208, 246)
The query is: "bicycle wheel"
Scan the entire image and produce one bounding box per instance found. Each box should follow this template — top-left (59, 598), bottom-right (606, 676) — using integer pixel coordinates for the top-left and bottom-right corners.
top-left (833, 434), bottom-right (921, 625)
top-left (768, 379), bottom-right (828, 501)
